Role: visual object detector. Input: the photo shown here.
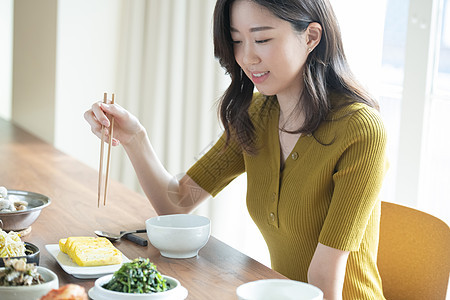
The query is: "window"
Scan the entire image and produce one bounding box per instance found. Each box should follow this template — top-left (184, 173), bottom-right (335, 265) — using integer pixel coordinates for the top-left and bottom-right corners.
top-left (379, 0), bottom-right (449, 224)
top-left (379, 0), bottom-right (410, 204)
top-left (424, 0), bottom-right (450, 223)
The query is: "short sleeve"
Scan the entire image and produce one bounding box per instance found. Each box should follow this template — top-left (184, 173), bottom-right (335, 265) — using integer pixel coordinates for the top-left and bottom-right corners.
top-left (186, 131), bottom-right (245, 197)
top-left (319, 107), bottom-right (388, 251)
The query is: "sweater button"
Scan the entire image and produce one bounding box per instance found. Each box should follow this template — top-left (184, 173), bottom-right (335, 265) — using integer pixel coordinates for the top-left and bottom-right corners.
top-left (269, 212), bottom-right (275, 221)
top-left (291, 152), bottom-right (299, 160)
top-left (272, 192), bottom-right (276, 202)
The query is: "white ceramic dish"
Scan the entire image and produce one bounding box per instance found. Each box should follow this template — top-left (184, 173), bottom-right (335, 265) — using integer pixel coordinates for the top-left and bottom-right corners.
top-left (45, 244), bottom-right (129, 279)
top-left (145, 214), bottom-right (210, 259)
top-left (0, 266), bottom-right (59, 300)
top-left (236, 279), bottom-right (323, 300)
top-left (88, 274), bottom-right (188, 300)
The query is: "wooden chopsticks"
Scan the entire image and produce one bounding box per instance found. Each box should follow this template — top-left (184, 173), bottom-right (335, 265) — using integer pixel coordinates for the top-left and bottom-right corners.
top-left (98, 92), bottom-right (115, 207)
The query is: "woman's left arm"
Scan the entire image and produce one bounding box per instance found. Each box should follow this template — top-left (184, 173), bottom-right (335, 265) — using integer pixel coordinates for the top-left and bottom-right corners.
top-left (307, 242), bottom-right (350, 300)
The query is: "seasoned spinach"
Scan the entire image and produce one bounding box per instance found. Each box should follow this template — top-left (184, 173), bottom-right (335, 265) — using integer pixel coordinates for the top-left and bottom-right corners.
top-left (102, 257), bottom-right (169, 294)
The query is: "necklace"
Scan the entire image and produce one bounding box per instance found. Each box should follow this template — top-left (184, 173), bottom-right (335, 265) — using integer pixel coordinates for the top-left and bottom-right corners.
top-left (279, 129), bottom-right (301, 167)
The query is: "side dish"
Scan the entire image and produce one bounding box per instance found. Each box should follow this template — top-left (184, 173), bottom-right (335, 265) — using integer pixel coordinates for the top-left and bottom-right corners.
top-left (40, 284), bottom-right (88, 300)
top-left (102, 257), bottom-right (169, 294)
top-left (59, 236), bottom-right (122, 267)
top-left (0, 258), bottom-right (44, 286)
top-left (0, 186), bottom-right (28, 212)
top-left (0, 229), bottom-right (26, 257)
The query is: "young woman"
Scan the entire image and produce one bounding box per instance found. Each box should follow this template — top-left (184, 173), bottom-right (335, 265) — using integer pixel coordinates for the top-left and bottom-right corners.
top-left (85, 0), bottom-right (387, 299)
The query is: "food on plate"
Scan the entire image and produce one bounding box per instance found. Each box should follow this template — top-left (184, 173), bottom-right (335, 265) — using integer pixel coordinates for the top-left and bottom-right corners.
top-left (58, 236), bottom-right (122, 266)
top-left (0, 186), bottom-right (28, 212)
top-left (0, 229), bottom-right (26, 257)
top-left (0, 258), bottom-right (44, 286)
top-left (0, 198), bottom-right (15, 212)
top-left (0, 186), bottom-right (7, 198)
top-left (102, 257), bottom-right (169, 294)
top-left (40, 284), bottom-right (88, 300)
top-left (59, 236), bottom-right (94, 254)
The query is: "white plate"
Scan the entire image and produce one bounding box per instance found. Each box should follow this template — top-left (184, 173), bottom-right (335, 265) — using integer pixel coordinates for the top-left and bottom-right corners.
top-left (45, 244), bottom-right (129, 279)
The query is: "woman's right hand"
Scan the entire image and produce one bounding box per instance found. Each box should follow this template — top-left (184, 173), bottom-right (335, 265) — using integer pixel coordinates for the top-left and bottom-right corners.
top-left (84, 101), bottom-right (144, 147)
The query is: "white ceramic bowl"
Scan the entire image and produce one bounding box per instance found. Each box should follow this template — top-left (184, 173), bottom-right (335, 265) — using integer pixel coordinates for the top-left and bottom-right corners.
top-left (145, 214), bottom-right (210, 259)
top-left (0, 266), bottom-right (59, 300)
top-left (236, 279), bottom-right (323, 300)
top-left (88, 274), bottom-right (188, 300)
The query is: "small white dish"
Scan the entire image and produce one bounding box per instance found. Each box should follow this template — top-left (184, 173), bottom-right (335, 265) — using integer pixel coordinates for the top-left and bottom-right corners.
top-left (236, 279), bottom-right (323, 300)
top-left (88, 274), bottom-right (188, 300)
top-left (146, 214), bottom-right (210, 259)
top-left (0, 266), bottom-right (59, 300)
top-left (45, 244), bottom-right (129, 279)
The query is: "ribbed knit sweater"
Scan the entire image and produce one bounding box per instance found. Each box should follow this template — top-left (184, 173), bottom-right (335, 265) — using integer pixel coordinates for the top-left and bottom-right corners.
top-left (187, 93), bottom-right (387, 299)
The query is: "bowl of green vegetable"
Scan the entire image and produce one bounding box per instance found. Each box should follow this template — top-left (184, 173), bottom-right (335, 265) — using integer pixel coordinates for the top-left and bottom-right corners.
top-left (88, 258), bottom-right (188, 300)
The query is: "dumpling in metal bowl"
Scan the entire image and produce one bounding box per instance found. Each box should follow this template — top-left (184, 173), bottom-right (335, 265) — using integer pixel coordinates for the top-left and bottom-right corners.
top-left (0, 186), bottom-right (7, 198)
top-left (0, 198), bottom-right (16, 212)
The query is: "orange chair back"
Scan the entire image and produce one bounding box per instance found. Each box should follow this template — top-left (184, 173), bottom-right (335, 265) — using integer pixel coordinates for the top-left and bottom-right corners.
top-left (377, 201), bottom-right (450, 300)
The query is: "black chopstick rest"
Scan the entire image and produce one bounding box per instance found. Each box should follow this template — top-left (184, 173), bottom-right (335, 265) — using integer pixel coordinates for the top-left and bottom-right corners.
top-left (120, 231), bottom-right (148, 246)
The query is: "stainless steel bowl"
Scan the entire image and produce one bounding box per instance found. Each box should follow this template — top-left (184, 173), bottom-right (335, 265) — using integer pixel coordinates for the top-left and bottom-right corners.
top-left (0, 190), bottom-right (51, 231)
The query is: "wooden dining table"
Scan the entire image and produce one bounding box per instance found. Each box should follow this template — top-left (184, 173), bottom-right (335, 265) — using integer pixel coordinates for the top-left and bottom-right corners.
top-left (0, 117), bottom-right (286, 299)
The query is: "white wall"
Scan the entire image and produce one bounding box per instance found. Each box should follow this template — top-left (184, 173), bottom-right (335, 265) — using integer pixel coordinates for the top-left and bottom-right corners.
top-left (54, 0), bottom-right (122, 169)
top-left (333, 0), bottom-right (388, 97)
top-left (7, 0), bottom-right (121, 167)
top-left (0, 0), bottom-right (13, 120)
top-left (12, 0), bottom-right (58, 144)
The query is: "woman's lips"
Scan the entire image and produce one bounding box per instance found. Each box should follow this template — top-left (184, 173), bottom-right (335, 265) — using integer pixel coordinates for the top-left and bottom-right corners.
top-left (251, 71), bottom-right (270, 84)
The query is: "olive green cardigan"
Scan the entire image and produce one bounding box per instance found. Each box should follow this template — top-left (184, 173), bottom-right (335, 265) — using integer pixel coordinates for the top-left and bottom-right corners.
top-left (187, 93), bottom-right (387, 299)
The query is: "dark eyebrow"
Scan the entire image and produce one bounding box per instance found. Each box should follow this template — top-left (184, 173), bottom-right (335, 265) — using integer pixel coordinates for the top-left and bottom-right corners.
top-left (230, 26), bottom-right (275, 33)
top-left (250, 26), bottom-right (275, 32)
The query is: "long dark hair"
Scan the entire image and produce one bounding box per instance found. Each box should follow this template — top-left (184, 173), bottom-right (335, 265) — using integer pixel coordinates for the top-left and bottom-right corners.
top-left (213, 0), bottom-right (378, 154)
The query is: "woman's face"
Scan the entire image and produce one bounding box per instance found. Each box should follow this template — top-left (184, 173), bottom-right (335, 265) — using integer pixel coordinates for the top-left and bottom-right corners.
top-left (230, 0), bottom-right (309, 100)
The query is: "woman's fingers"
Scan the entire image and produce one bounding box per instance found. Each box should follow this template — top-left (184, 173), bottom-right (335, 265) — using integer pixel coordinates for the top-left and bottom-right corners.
top-left (100, 102), bottom-right (129, 125)
top-left (91, 101), bottom-right (110, 127)
top-left (84, 102), bottom-right (114, 141)
top-left (100, 103), bottom-right (141, 134)
top-left (84, 109), bottom-right (102, 137)
top-left (112, 138), bottom-right (120, 146)
top-left (84, 100), bottom-right (142, 146)
top-left (87, 100), bottom-right (124, 130)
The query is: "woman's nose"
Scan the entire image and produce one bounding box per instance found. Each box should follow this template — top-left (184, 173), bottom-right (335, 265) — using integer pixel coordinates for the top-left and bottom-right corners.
top-left (242, 44), bottom-right (260, 66)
